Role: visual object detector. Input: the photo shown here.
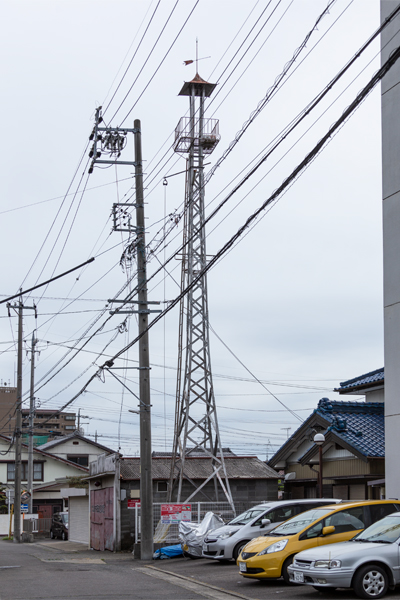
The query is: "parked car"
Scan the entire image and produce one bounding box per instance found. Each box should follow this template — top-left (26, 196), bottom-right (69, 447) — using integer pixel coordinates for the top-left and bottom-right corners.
top-left (202, 499), bottom-right (340, 561)
top-left (50, 511), bottom-right (68, 540)
top-left (237, 500), bottom-right (400, 583)
top-left (288, 510), bottom-right (400, 599)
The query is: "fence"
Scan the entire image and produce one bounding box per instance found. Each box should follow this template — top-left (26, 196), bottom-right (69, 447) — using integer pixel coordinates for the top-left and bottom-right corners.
top-left (134, 501), bottom-right (260, 544)
top-left (22, 518), bottom-right (52, 535)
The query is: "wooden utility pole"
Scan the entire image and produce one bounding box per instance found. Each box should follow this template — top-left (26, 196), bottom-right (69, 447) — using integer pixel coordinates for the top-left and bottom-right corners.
top-left (27, 332), bottom-right (37, 514)
top-left (7, 299), bottom-right (36, 541)
top-left (134, 119), bottom-right (153, 560)
top-left (14, 301), bottom-right (23, 542)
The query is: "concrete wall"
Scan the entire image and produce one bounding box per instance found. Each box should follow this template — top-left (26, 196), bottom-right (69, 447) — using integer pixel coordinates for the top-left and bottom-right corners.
top-left (0, 513), bottom-right (22, 536)
top-left (381, 0), bottom-right (400, 500)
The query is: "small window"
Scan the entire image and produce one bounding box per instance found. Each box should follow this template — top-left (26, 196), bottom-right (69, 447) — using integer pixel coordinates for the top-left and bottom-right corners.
top-left (33, 463), bottom-right (43, 481)
top-left (7, 463), bottom-right (15, 481)
top-left (67, 455), bottom-right (88, 467)
top-left (157, 481), bottom-right (168, 492)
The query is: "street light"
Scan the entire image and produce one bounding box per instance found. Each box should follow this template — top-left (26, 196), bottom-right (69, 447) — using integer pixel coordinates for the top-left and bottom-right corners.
top-left (314, 433), bottom-right (325, 498)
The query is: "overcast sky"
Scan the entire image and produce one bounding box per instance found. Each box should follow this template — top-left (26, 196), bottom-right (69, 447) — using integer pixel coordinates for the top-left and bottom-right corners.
top-left (0, 0), bottom-right (384, 458)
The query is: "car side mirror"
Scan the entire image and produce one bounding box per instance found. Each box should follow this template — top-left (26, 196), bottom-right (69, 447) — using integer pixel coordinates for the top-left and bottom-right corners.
top-left (322, 525), bottom-right (335, 536)
top-left (260, 519), bottom-right (271, 528)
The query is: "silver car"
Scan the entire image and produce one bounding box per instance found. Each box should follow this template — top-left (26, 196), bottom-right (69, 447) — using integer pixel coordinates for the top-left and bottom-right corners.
top-left (288, 511), bottom-right (400, 599)
top-left (202, 499), bottom-right (340, 561)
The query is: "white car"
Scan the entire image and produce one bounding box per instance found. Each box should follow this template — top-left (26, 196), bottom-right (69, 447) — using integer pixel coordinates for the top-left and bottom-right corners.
top-left (202, 498), bottom-right (340, 561)
top-left (288, 510), bottom-right (400, 598)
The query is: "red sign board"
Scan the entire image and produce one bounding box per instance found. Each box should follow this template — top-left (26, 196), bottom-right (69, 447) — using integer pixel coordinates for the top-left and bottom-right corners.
top-left (161, 503), bottom-right (191, 524)
top-left (127, 499), bottom-right (140, 509)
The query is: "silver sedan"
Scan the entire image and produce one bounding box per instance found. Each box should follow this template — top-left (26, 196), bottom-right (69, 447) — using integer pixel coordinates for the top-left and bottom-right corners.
top-left (287, 511), bottom-right (400, 599)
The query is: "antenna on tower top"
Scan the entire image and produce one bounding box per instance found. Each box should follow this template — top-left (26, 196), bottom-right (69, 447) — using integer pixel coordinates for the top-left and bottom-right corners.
top-left (196, 37), bottom-right (198, 73)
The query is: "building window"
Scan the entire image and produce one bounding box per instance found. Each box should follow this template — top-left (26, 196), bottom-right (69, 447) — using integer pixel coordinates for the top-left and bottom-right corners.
top-left (65, 415), bottom-right (75, 421)
top-left (7, 462), bottom-right (43, 482)
top-left (157, 481), bottom-right (168, 492)
top-left (65, 426), bottom-right (75, 430)
top-left (67, 455), bottom-right (89, 467)
top-left (33, 462), bottom-right (43, 481)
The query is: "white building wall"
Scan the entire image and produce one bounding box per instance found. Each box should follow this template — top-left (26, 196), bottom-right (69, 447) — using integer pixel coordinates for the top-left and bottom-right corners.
top-left (0, 438), bottom-right (87, 485)
top-left (40, 439), bottom-right (107, 464)
top-left (381, 0), bottom-right (400, 500)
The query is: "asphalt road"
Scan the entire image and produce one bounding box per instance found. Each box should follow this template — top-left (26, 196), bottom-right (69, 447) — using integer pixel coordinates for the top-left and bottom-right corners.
top-left (2, 540), bottom-right (400, 600)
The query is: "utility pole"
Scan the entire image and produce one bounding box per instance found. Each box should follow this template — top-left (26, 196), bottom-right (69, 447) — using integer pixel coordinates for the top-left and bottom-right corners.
top-left (27, 332), bottom-right (38, 514)
top-left (7, 299), bottom-right (36, 542)
top-left (89, 111), bottom-right (154, 559)
top-left (134, 119), bottom-right (153, 560)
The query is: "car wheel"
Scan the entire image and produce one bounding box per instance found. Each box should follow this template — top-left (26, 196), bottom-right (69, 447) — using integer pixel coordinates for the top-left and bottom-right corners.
top-left (50, 529), bottom-right (54, 539)
top-left (61, 531), bottom-right (67, 541)
top-left (282, 556), bottom-right (295, 585)
top-left (353, 564), bottom-right (388, 599)
top-left (233, 541), bottom-right (250, 561)
top-left (312, 587), bottom-right (337, 593)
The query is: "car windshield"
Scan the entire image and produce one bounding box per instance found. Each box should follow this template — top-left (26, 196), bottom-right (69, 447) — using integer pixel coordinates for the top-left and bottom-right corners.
top-left (269, 508), bottom-right (334, 536)
top-left (228, 508), bottom-right (267, 525)
top-left (61, 514), bottom-right (68, 524)
top-left (353, 516), bottom-right (400, 544)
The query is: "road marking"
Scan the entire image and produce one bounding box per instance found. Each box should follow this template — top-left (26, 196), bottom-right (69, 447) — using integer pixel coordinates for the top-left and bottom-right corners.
top-left (135, 565), bottom-right (259, 600)
top-left (38, 557), bottom-right (104, 564)
top-left (0, 566), bottom-right (21, 569)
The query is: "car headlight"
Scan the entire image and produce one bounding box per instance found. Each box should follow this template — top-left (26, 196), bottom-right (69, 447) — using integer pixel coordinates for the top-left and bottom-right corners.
top-left (215, 530), bottom-right (234, 539)
top-left (258, 539), bottom-right (288, 555)
top-left (314, 560), bottom-right (341, 569)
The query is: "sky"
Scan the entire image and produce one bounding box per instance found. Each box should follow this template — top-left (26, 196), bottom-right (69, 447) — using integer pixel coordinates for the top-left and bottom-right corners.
top-left (0, 0), bottom-right (385, 459)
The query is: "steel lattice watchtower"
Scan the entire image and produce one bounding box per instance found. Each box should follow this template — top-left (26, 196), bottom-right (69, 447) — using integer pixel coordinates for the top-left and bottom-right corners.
top-left (168, 73), bottom-right (234, 510)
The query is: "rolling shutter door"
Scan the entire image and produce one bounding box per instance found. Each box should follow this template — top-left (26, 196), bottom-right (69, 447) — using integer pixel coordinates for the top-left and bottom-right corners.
top-left (349, 484), bottom-right (366, 500)
top-left (69, 496), bottom-right (89, 544)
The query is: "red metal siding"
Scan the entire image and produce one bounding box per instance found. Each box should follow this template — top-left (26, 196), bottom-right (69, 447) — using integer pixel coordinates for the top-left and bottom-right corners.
top-left (90, 487), bottom-right (114, 551)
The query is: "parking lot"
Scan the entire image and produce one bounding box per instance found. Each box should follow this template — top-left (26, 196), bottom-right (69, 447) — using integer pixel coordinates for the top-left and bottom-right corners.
top-left (3, 539), bottom-right (400, 600)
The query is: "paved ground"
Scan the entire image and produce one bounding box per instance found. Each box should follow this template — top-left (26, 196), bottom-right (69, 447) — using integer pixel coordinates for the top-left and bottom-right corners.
top-left (2, 539), bottom-right (400, 600)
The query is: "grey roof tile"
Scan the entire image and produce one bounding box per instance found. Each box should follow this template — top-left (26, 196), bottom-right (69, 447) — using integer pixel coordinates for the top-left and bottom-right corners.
top-left (120, 456), bottom-right (279, 480)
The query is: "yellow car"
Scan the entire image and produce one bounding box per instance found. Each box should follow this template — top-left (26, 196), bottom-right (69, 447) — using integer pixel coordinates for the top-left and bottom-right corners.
top-left (238, 500), bottom-right (400, 584)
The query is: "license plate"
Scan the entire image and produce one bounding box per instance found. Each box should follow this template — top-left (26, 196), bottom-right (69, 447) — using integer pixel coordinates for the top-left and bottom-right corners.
top-left (294, 572), bottom-right (304, 583)
top-left (239, 562), bottom-right (247, 573)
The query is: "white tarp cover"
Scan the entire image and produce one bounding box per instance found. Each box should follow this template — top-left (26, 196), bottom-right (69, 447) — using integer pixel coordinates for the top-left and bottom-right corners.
top-left (179, 511), bottom-right (224, 558)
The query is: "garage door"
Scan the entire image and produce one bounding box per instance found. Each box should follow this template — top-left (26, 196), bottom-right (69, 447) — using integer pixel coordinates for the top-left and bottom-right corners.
top-left (69, 496), bottom-right (89, 544)
top-left (349, 484), bottom-right (366, 500)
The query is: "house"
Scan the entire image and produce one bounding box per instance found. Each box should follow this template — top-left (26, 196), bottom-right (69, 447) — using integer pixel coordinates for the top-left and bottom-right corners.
top-left (0, 434), bottom-right (88, 516)
top-left (37, 431), bottom-right (116, 467)
top-left (335, 367), bottom-right (384, 403)
top-left (87, 452), bottom-right (279, 551)
top-left (268, 397), bottom-right (385, 501)
top-left (34, 432), bottom-right (117, 544)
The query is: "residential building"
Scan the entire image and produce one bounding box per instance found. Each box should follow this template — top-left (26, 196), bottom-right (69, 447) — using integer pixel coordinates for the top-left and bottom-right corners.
top-left (335, 367), bottom-right (384, 403)
top-left (0, 385), bottom-right (76, 441)
top-left (0, 434), bottom-right (88, 516)
top-left (268, 397), bottom-right (385, 501)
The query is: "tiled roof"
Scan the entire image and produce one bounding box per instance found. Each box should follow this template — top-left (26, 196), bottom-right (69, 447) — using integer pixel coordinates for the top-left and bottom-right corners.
top-left (337, 368), bottom-right (384, 392)
top-left (38, 431), bottom-right (116, 454)
top-left (152, 448), bottom-right (237, 458)
top-left (315, 398), bottom-right (384, 458)
top-left (120, 456), bottom-right (279, 480)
